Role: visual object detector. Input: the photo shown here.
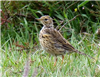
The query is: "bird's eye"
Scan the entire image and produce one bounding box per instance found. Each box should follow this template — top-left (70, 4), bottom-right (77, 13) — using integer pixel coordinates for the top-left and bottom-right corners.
top-left (44, 18), bottom-right (48, 21)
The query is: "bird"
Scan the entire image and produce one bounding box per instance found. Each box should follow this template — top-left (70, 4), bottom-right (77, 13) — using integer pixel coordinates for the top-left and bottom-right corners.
top-left (36, 15), bottom-right (94, 66)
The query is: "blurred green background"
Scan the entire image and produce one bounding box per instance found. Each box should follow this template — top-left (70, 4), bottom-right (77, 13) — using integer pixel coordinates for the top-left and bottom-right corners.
top-left (1, 1), bottom-right (100, 77)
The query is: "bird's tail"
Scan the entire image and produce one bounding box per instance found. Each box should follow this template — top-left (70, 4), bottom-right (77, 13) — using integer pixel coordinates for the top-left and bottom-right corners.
top-left (73, 49), bottom-right (95, 60)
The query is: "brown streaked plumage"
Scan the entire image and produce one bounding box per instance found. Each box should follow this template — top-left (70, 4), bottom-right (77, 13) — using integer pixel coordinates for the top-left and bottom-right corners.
top-left (36, 15), bottom-right (94, 66)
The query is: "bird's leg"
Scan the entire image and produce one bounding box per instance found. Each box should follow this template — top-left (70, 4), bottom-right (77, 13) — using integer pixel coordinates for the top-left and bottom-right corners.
top-left (54, 56), bottom-right (57, 66)
top-left (61, 55), bottom-right (64, 64)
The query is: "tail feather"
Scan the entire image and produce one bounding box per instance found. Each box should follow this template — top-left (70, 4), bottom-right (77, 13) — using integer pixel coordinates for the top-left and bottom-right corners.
top-left (74, 49), bottom-right (95, 60)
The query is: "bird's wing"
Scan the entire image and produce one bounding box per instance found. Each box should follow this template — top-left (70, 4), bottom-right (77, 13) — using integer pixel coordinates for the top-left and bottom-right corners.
top-left (44, 28), bottom-right (75, 51)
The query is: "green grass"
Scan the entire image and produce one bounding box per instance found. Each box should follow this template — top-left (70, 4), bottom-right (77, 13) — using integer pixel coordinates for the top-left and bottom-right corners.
top-left (1, 28), bottom-right (100, 77)
top-left (1, 25), bottom-right (100, 77)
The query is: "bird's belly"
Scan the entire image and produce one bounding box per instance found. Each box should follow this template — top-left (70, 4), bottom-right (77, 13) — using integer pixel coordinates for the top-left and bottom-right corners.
top-left (39, 38), bottom-right (55, 55)
top-left (39, 38), bottom-right (66, 56)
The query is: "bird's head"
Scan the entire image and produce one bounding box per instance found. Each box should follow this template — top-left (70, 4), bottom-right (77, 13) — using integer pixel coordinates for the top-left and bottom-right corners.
top-left (36, 15), bottom-right (53, 28)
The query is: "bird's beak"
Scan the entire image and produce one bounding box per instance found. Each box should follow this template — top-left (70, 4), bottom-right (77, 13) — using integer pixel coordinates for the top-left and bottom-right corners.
top-left (35, 18), bottom-right (41, 21)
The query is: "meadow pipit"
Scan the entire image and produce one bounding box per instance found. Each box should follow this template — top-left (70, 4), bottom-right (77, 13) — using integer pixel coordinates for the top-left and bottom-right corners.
top-left (36, 15), bottom-right (94, 66)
